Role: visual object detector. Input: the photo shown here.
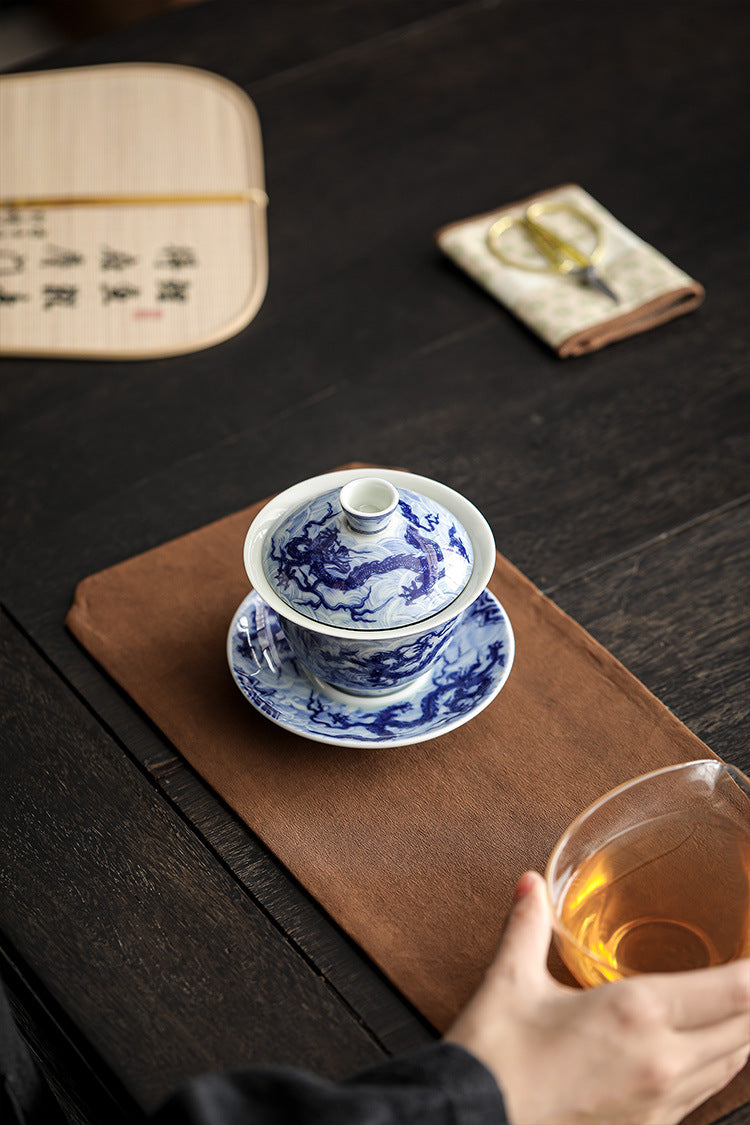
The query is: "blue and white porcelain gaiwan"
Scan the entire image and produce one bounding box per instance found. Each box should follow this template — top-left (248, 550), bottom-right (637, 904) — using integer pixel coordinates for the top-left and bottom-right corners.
top-left (242, 468), bottom-right (498, 697)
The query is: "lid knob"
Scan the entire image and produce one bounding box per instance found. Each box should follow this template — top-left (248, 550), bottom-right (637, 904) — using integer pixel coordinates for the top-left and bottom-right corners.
top-left (339, 477), bottom-right (399, 534)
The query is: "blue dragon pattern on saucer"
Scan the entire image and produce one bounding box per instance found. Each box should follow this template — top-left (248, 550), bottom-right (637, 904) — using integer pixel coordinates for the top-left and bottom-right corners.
top-left (228, 588), bottom-right (514, 747)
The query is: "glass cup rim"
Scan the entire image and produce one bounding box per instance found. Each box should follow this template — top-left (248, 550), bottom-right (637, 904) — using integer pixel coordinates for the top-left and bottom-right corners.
top-left (544, 757), bottom-right (750, 979)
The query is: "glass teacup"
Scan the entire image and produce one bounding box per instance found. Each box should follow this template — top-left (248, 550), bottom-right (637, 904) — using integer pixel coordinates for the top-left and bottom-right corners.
top-left (545, 759), bottom-right (750, 987)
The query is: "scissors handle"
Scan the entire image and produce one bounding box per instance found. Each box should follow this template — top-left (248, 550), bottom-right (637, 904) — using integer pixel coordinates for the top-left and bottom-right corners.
top-left (521, 208), bottom-right (590, 273)
top-left (486, 203), bottom-right (603, 274)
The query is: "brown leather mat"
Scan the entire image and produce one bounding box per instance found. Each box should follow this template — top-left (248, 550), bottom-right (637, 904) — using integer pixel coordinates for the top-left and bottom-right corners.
top-left (66, 467), bottom-right (749, 1125)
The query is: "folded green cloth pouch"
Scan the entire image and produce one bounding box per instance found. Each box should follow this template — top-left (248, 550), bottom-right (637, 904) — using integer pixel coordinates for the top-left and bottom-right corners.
top-left (435, 184), bottom-right (704, 357)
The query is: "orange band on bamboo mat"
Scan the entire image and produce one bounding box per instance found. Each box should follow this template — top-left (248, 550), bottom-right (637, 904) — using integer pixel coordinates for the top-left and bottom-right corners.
top-left (1, 191), bottom-right (269, 208)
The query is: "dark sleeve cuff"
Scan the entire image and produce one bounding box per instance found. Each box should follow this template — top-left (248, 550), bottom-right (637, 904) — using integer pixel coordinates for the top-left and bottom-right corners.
top-left (152, 1041), bottom-right (508, 1125)
top-left (344, 1042), bottom-right (507, 1124)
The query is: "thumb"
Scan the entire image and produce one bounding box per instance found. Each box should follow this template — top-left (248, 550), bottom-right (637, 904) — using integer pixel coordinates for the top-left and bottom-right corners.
top-left (494, 871), bottom-right (553, 982)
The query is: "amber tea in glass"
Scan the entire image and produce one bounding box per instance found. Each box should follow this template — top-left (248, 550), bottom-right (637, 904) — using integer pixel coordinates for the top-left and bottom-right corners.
top-left (546, 760), bottom-right (750, 988)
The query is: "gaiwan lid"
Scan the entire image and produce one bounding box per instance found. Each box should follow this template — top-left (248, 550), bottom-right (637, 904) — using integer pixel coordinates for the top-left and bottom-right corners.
top-left (262, 476), bottom-right (474, 630)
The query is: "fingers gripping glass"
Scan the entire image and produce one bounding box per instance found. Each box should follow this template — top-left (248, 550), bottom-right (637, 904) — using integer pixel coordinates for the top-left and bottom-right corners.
top-left (486, 202), bottom-right (620, 303)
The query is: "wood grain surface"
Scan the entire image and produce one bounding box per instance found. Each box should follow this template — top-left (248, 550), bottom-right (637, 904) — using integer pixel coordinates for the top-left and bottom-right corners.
top-left (1, 0), bottom-right (748, 1121)
top-left (0, 611), bottom-right (385, 1112)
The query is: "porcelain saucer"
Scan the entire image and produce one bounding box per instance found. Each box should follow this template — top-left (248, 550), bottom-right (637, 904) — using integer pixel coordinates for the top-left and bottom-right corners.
top-left (227, 588), bottom-right (514, 748)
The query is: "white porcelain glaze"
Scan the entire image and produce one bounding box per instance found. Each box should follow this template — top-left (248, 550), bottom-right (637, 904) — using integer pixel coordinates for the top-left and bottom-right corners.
top-left (243, 468), bottom-right (497, 695)
top-left (228, 587), bottom-right (514, 746)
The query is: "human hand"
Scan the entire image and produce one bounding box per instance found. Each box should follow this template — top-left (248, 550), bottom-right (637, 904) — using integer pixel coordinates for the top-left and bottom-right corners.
top-left (445, 871), bottom-right (750, 1125)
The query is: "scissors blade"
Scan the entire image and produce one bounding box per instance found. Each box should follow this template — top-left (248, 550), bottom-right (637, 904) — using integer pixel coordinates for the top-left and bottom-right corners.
top-left (574, 265), bottom-right (619, 304)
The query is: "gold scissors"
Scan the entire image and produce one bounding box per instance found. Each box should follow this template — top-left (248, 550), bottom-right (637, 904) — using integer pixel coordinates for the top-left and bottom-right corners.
top-left (486, 201), bottom-right (619, 303)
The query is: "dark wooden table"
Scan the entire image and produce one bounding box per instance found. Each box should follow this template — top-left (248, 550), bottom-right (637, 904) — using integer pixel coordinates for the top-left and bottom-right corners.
top-left (2, 1), bottom-right (748, 1121)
